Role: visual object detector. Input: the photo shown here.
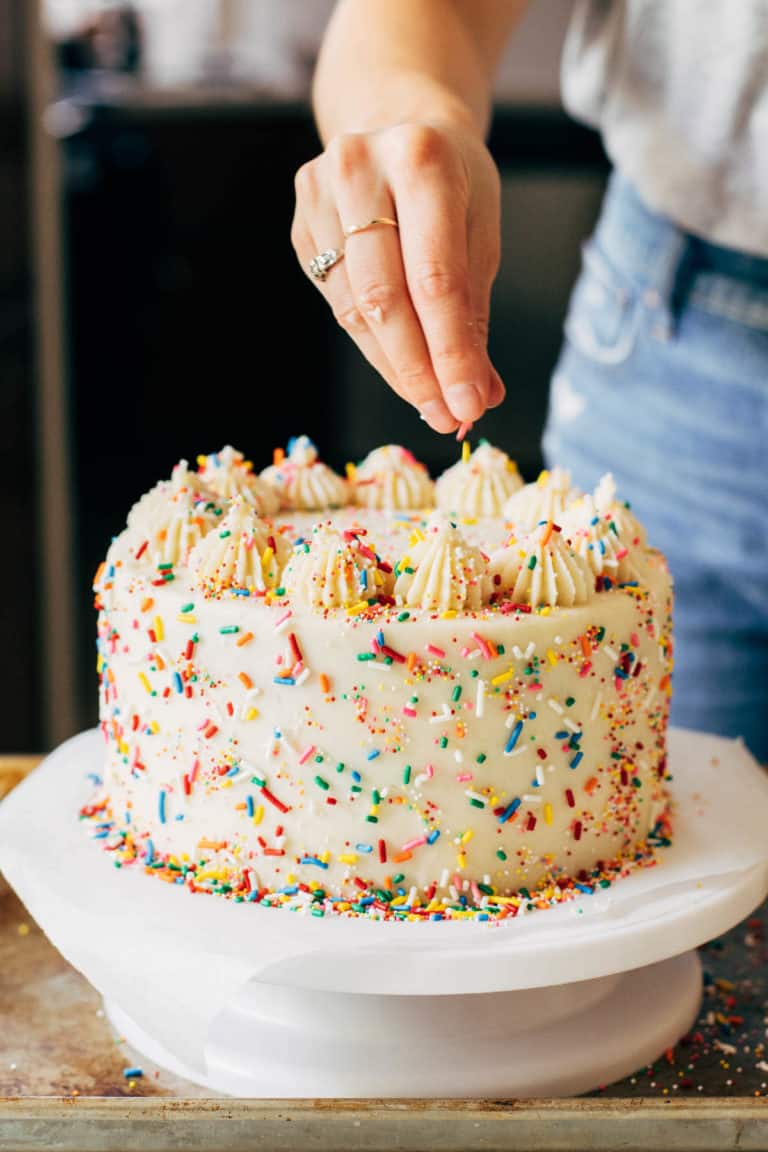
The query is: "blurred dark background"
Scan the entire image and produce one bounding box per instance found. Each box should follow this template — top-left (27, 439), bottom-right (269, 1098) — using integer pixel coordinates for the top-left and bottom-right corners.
top-left (1, 0), bottom-right (608, 751)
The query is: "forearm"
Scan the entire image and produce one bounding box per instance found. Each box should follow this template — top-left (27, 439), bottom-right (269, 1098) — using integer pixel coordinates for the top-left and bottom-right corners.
top-left (298, 1), bottom-right (524, 433)
top-left (313, 0), bottom-right (528, 143)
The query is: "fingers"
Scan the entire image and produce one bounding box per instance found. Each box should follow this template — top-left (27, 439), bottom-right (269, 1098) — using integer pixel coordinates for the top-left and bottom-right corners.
top-left (292, 161), bottom-right (397, 390)
top-left (468, 220), bottom-right (506, 412)
top-left (292, 127), bottom-right (504, 435)
top-left (390, 126), bottom-right (495, 424)
top-left (327, 136), bottom-right (457, 433)
top-left (294, 153), bottom-right (456, 433)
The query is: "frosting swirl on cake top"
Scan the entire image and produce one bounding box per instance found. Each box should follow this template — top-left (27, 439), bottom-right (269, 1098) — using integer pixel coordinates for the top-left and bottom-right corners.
top-left (502, 467), bottom-right (581, 528)
top-left (189, 495), bottom-right (288, 596)
top-left (436, 441), bottom-right (523, 517)
top-left (488, 520), bottom-right (593, 608)
top-left (562, 494), bottom-right (646, 585)
top-left (260, 435), bottom-right (349, 511)
top-left (198, 444), bottom-right (280, 517)
top-left (594, 472), bottom-right (647, 548)
top-left (127, 459), bottom-right (217, 536)
top-left (135, 483), bottom-right (222, 568)
top-left (281, 522), bottom-right (394, 610)
top-left (394, 514), bottom-right (489, 612)
top-left (352, 444), bottom-right (435, 510)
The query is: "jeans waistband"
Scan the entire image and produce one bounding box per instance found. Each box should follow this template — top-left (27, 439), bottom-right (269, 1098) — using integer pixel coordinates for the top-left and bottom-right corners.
top-left (593, 171), bottom-right (768, 328)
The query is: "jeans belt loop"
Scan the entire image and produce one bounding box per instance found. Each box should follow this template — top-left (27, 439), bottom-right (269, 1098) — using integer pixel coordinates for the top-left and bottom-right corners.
top-left (647, 230), bottom-right (693, 342)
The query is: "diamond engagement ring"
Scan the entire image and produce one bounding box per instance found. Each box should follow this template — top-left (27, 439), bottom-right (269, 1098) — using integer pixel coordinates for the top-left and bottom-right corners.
top-left (309, 247), bottom-right (344, 282)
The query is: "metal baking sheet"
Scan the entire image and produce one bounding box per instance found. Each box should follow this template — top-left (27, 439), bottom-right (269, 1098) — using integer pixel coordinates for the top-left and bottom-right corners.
top-left (2, 1097), bottom-right (768, 1152)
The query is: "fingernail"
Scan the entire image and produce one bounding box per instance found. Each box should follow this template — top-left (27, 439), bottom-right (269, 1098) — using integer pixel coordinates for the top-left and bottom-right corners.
top-left (419, 399), bottom-right (454, 431)
top-left (445, 382), bottom-right (482, 420)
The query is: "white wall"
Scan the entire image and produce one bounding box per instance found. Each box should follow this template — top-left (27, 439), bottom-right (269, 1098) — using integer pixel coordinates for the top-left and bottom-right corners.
top-left (43, 0), bottom-right (573, 104)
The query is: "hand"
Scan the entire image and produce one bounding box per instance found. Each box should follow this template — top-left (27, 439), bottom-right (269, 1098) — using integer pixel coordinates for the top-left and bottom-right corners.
top-left (291, 121), bottom-right (506, 433)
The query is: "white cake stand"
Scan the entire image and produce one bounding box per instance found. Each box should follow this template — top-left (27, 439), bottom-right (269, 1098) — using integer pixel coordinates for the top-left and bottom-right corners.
top-left (104, 953), bottom-right (704, 1098)
top-left (1, 728), bottom-right (767, 1098)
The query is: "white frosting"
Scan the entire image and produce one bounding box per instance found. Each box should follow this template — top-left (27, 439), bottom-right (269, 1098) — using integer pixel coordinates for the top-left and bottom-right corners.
top-left (394, 515), bottom-right (489, 612)
top-left (93, 446), bottom-right (673, 916)
top-left (563, 495), bottom-right (647, 584)
top-left (594, 473), bottom-right (648, 548)
top-left (198, 445), bottom-right (280, 517)
top-left (488, 521), bottom-right (593, 608)
top-left (282, 522), bottom-right (394, 610)
top-left (189, 496), bottom-right (288, 597)
top-left (436, 442), bottom-right (523, 517)
top-left (97, 529), bottom-right (672, 906)
top-left (127, 459), bottom-right (216, 535)
top-left (126, 464), bottom-right (223, 568)
top-left (352, 444), bottom-right (435, 510)
top-left (261, 435), bottom-right (349, 511)
top-left (502, 468), bottom-right (581, 528)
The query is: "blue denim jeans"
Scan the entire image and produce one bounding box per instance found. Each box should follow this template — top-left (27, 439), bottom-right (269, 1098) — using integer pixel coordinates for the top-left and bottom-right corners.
top-left (543, 172), bottom-right (768, 761)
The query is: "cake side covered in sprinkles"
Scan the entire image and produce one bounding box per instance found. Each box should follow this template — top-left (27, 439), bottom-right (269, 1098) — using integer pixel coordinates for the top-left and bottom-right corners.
top-left (88, 437), bottom-right (674, 921)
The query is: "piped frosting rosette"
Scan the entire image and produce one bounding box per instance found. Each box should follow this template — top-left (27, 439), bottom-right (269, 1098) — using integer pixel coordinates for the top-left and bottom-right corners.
top-left (189, 495), bottom-right (288, 597)
top-left (562, 494), bottom-right (647, 586)
top-left (198, 444), bottom-right (280, 517)
top-left (488, 520), bottom-right (593, 608)
top-left (127, 459), bottom-right (215, 535)
top-left (260, 435), bottom-right (349, 511)
top-left (436, 441), bottom-right (523, 517)
top-left (136, 485), bottom-right (222, 568)
top-left (502, 467), bottom-right (581, 529)
top-left (394, 514), bottom-right (489, 612)
top-left (281, 522), bottom-right (394, 611)
top-left (351, 444), bottom-right (435, 510)
top-left (594, 472), bottom-right (647, 548)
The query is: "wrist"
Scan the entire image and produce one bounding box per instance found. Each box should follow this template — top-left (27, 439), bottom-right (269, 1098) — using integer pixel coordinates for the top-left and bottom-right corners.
top-left (314, 71), bottom-right (487, 145)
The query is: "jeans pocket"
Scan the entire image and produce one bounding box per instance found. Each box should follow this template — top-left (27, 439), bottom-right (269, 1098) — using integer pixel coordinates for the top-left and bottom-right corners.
top-left (564, 241), bottom-right (641, 366)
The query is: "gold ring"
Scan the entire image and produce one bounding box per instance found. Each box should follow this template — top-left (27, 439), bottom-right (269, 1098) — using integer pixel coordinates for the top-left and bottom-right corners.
top-left (343, 217), bottom-right (399, 238)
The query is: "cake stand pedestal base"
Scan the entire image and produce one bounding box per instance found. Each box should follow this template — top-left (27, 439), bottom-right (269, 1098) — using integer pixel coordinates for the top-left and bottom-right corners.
top-left (106, 950), bottom-right (701, 1098)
